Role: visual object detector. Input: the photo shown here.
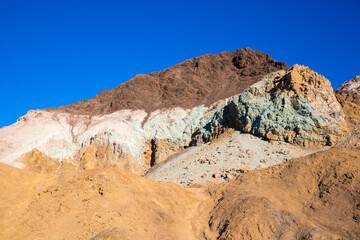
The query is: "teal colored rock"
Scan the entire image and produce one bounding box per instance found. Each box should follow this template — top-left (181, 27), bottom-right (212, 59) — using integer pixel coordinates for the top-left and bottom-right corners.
top-left (192, 88), bottom-right (330, 146)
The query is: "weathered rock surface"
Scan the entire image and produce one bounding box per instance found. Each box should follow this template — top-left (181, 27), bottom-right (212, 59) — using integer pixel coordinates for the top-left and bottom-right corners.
top-left (192, 65), bottom-right (345, 148)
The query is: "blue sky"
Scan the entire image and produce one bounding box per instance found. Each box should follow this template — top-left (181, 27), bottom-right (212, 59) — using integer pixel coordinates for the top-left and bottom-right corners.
top-left (0, 0), bottom-right (359, 127)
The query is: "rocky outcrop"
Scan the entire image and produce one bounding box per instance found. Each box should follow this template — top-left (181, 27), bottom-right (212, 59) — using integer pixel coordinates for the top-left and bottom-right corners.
top-left (338, 75), bottom-right (360, 92)
top-left (191, 65), bottom-right (345, 147)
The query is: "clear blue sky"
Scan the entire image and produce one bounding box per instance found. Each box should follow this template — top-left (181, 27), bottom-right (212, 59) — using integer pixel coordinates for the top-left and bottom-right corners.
top-left (0, 0), bottom-right (359, 127)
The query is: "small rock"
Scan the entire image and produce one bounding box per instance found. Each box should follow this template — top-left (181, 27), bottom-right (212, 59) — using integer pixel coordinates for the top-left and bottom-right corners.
top-left (260, 159), bottom-right (267, 163)
top-left (239, 165), bottom-right (251, 173)
top-left (212, 173), bottom-right (220, 179)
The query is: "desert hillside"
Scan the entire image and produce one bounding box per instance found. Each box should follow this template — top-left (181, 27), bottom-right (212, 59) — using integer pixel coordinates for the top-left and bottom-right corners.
top-left (0, 48), bottom-right (359, 240)
top-left (1, 148), bottom-right (359, 239)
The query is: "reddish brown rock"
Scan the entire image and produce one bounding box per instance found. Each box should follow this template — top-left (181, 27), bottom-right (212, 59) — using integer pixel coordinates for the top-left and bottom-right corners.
top-left (48, 47), bottom-right (287, 115)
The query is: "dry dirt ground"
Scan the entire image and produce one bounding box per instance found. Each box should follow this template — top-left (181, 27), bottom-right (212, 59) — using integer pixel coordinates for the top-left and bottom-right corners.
top-left (1, 147), bottom-right (359, 240)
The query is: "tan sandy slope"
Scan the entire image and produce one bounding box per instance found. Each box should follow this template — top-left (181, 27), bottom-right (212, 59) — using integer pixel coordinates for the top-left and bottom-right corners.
top-left (1, 147), bottom-right (359, 239)
top-left (0, 163), bottom-right (212, 240)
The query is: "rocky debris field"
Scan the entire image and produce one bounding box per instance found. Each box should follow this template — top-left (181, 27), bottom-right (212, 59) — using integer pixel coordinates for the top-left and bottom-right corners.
top-left (144, 132), bottom-right (323, 187)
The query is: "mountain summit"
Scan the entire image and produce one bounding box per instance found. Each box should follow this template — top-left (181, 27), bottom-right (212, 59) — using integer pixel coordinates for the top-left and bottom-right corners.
top-left (49, 47), bottom-right (287, 115)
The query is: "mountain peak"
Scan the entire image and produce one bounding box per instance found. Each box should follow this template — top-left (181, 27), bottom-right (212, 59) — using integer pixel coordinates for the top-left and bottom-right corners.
top-left (47, 48), bottom-right (287, 116)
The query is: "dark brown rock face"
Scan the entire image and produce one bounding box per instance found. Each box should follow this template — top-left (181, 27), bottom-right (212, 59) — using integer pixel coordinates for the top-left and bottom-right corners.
top-left (48, 47), bottom-right (287, 115)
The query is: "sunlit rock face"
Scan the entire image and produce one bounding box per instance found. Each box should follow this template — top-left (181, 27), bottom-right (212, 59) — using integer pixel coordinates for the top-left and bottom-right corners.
top-left (192, 65), bottom-right (345, 148)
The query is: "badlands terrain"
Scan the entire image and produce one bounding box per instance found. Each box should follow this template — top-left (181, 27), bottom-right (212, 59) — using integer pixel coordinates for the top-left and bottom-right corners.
top-left (0, 47), bottom-right (359, 239)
